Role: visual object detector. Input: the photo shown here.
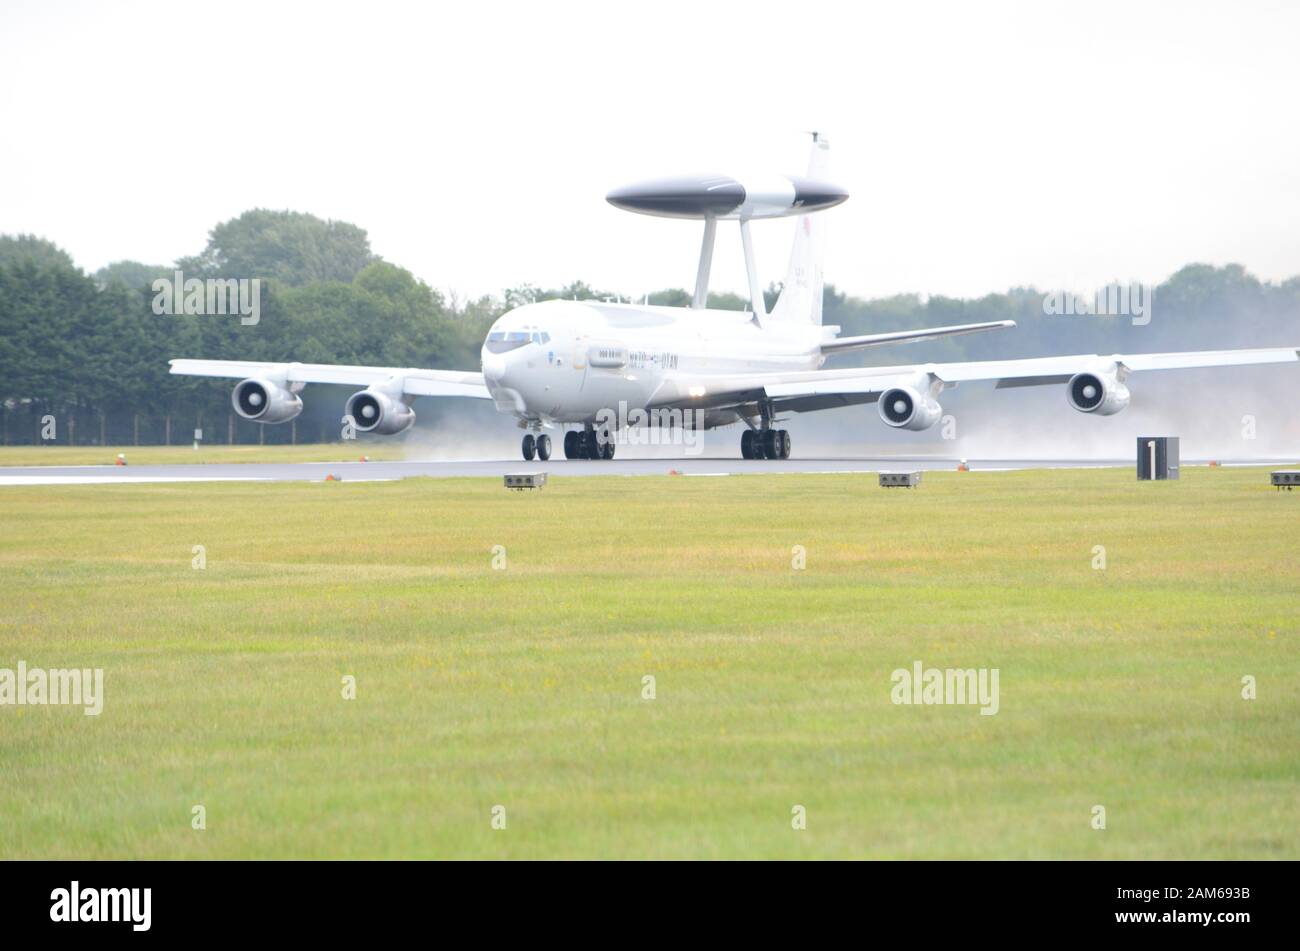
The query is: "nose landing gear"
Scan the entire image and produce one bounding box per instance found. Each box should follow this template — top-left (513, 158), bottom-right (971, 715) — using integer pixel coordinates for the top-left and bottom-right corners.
top-left (521, 433), bottom-right (552, 461)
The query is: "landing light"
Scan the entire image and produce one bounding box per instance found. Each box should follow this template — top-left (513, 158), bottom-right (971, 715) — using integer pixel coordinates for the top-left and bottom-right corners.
top-left (688, 385), bottom-right (706, 398)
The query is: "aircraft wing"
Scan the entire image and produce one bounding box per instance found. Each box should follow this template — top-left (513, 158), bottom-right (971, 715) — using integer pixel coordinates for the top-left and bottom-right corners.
top-left (648, 346), bottom-right (1300, 414)
top-left (819, 320), bottom-right (1015, 355)
top-left (168, 359), bottom-right (492, 399)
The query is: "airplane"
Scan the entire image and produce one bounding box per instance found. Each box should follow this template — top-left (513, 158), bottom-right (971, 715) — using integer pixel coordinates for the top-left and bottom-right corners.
top-left (170, 135), bottom-right (1299, 461)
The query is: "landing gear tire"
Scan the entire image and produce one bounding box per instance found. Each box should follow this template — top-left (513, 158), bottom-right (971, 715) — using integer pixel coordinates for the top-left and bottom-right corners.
top-left (743, 428), bottom-right (790, 459)
top-left (568, 428), bottom-right (617, 460)
top-left (521, 433), bottom-right (536, 461)
top-left (599, 428), bottom-right (614, 458)
top-left (536, 434), bottom-right (551, 461)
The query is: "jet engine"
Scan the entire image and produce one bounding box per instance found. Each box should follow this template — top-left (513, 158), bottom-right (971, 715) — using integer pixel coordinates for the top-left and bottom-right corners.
top-left (1067, 371), bottom-right (1130, 416)
top-left (345, 388), bottom-right (415, 435)
top-left (231, 378), bottom-right (302, 424)
top-left (878, 386), bottom-right (943, 431)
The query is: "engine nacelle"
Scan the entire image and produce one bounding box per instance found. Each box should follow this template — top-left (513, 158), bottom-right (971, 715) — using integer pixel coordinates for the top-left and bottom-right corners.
top-left (878, 386), bottom-right (943, 431)
top-left (1067, 371), bottom-right (1130, 416)
top-left (345, 388), bottom-right (415, 435)
top-left (232, 378), bottom-right (302, 424)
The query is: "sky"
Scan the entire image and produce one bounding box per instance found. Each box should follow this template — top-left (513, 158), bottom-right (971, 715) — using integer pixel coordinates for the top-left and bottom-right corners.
top-left (2, 0), bottom-right (1299, 303)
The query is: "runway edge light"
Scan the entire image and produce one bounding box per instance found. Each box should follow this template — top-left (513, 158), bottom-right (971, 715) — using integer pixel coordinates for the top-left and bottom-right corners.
top-left (505, 472), bottom-right (547, 491)
top-left (1271, 470), bottom-right (1300, 490)
top-left (880, 472), bottom-right (922, 489)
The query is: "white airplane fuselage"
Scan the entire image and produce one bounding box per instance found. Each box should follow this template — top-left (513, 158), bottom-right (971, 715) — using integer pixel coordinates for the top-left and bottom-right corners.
top-left (481, 298), bottom-right (824, 426)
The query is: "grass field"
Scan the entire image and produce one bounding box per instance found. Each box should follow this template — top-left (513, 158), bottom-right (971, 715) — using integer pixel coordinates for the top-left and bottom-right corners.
top-left (0, 466), bottom-right (1296, 858)
top-left (0, 443), bottom-right (405, 467)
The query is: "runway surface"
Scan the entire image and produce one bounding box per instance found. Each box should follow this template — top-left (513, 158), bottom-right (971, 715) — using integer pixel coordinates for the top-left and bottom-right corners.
top-left (0, 456), bottom-right (1289, 485)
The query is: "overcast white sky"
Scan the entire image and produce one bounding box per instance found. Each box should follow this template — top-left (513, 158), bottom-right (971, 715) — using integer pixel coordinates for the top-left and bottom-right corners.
top-left (2, 0), bottom-right (1299, 302)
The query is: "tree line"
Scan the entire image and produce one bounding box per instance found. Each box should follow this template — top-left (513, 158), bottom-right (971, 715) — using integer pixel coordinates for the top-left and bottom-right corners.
top-left (0, 213), bottom-right (497, 446)
top-left (1, 210), bottom-right (1296, 445)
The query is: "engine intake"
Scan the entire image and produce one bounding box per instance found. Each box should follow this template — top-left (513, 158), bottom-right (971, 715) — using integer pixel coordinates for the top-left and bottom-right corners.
top-left (232, 378), bottom-right (302, 424)
top-left (345, 389), bottom-right (415, 435)
top-left (1067, 372), bottom-right (1130, 416)
top-left (878, 386), bottom-right (943, 431)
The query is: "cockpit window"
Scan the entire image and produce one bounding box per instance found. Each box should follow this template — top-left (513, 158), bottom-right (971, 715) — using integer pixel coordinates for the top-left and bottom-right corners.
top-left (486, 330), bottom-right (550, 352)
top-left (486, 331), bottom-right (531, 354)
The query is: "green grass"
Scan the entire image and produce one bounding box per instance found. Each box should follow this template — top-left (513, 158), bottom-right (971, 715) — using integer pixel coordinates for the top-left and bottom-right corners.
top-left (0, 443), bottom-right (405, 467)
top-left (0, 467), bottom-right (1296, 858)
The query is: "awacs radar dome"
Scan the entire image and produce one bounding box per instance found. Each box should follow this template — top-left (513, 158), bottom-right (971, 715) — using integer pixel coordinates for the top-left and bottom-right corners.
top-left (606, 173), bottom-right (848, 220)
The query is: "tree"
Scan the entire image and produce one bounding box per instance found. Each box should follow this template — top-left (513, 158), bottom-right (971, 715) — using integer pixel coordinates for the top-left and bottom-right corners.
top-left (177, 209), bottom-right (378, 286)
top-left (94, 260), bottom-right (171, 290)
top-left (0, 235), bottom-right (75, 271)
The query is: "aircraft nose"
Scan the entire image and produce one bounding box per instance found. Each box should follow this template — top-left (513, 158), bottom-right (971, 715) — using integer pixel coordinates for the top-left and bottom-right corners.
top-left (481, 351), bottom-right (506, 384)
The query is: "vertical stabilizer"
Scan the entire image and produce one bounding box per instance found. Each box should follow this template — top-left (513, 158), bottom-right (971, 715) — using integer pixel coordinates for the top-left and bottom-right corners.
top-left (769, 135), bottom-right (831, 325)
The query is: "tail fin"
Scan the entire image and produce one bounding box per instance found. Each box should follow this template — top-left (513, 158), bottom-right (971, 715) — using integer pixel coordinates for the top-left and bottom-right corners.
top-left (769, 134), bottom-right (831, 325)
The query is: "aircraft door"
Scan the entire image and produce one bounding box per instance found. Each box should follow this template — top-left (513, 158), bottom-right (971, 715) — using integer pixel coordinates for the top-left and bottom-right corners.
top-left (572, 335), bottom-right (588, 390)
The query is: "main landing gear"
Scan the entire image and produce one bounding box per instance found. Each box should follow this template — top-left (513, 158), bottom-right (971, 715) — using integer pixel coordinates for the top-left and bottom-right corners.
top-left (563, 426), bottom-right (615, 460)
top-left (741, 399), bottom-right (790, 459)
top-left (521, 433), bottom-right (551, 461)
top-left (741, 428), bottom-right (790, 459)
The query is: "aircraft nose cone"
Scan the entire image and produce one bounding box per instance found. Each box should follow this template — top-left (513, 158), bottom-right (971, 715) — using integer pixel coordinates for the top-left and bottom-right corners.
top-left (481, 352), bottom-right (506, 384)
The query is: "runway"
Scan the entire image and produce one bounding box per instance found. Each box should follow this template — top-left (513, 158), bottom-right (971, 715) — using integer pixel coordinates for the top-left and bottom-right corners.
top-left (0, 455), bottom-right (1287, 485)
